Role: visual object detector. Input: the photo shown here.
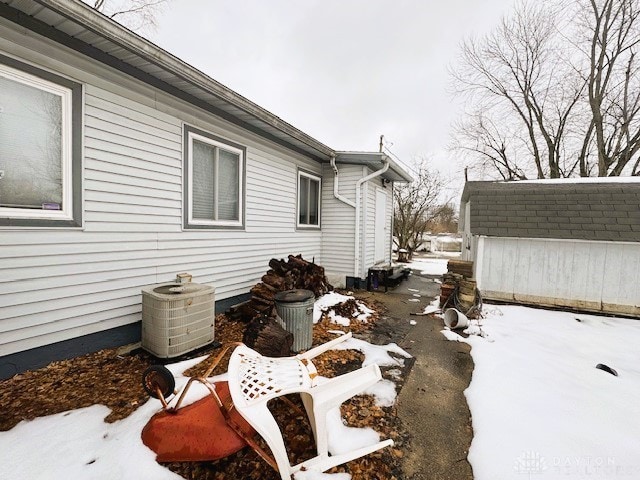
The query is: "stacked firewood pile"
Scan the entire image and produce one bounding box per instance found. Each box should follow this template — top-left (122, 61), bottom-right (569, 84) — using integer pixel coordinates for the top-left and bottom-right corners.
top-left (229, 254), bottom-right (333, 322)
top-left (227, 255), bottom-right (333, 356)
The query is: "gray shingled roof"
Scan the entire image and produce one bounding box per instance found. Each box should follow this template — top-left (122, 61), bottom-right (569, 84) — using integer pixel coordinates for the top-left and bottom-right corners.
top-left (461, 180), bottom-right (640, 242)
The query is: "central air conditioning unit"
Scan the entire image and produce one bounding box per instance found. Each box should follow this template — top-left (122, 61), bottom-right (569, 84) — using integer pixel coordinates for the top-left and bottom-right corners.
top-left (141, 282), bottom-right (215, 358)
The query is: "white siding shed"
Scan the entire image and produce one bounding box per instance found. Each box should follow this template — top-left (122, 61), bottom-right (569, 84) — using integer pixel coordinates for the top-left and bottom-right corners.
top-left (460, 179), bottom-right (640, 317)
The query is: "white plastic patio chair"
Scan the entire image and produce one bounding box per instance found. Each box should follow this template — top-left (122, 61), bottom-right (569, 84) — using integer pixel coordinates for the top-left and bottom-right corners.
top-left (227, 332), bottom-right (393, 479)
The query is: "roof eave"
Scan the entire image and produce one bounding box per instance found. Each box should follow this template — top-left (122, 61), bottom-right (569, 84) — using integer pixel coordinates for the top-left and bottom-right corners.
top-left (21, 0), bottom-right (334, 160)
top-left (335, 151), bottom-right (413, 183)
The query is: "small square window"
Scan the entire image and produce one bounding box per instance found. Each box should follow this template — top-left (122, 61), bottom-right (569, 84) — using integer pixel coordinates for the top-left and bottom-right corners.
top-left (0, 56), bottom-right (82, 227)
top-left (184, 126), bottom-right (245, 229)
top-left (298, 171), bottom-right (321, 228)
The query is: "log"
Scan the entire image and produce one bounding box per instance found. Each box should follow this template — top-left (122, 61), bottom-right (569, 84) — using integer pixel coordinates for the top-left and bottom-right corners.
top-left (268, 258), bottom-right (288, 275)
top-left (238, 254), bottom-right (334, 323)
top-left (250, 283), bottom-right (275, 301)
top-left (287, 254), bottom-right (311, 269)
top-left (243, 316), bottom-right (293, 357)
top-left (262, 273), bottom-right (285, 290)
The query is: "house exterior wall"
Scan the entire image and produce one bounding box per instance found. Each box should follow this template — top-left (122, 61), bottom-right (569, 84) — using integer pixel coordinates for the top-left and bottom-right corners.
top-left (321, 164), bottom-right (393, 287)
top-left (320, 163), bottom-right (360, 286)
top-left (363, 177), bottom-right (392, 269)
top-left (476, 236), bottom-right (640, 317)
top-left (0, 23), bottom-right (322, 360)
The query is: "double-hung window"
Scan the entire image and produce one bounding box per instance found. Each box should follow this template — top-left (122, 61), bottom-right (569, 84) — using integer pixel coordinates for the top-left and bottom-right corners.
top-left (297, 170), bottom-right (320, 228)
top-left (184, 126), bottom-right (245, 229)
top-left (0, 55), bottom-right (82, 227)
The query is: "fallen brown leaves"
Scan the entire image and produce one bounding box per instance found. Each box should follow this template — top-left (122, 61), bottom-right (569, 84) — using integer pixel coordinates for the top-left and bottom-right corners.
top-left (0, 296), bottom-right (408, 480)
top-left (0, 348), bottom-right (153, 431)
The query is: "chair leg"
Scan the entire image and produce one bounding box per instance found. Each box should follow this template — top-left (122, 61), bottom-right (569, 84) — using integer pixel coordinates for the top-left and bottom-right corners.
top-left (232, 404), bottom-right (293, 480)
top-left (299, 392), bottom-right (317, 446)
top-left (303, 364), bottom-right (382, 457)
top-left (297, 439), bottom-right (394, 474)
top-left (297, 332), bottom-right (352, 361)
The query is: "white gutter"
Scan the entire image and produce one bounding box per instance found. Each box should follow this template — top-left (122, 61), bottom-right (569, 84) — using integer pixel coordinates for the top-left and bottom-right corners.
top-left (34, 0), bottom-right (334, 160)
top-left (330, 156), bottom-right (356, 208)
top-left (353, 159), bottom-right (390, 278)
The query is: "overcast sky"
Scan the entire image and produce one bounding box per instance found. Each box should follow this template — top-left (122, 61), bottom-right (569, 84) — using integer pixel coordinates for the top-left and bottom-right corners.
top-left (149, 0), bottom-right (516, 192)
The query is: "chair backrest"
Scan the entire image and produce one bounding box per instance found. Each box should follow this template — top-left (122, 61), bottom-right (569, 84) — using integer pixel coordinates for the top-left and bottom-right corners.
top-left (232, 345), bottom-right (315, 407)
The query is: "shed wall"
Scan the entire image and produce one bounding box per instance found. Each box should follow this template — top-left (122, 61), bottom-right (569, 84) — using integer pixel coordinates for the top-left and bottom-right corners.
top-left (476, 236), bottom-right (640, 317)
top-left (0, 27), bottom-right (321, 356)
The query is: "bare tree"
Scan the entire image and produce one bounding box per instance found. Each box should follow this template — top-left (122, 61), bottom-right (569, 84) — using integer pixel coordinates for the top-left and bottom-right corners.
top-left (450, 111), bottom-right (532, 180)
top-left (451, 0), bottom-right (640, 179)
top-left (393, 160), bottom-right (446, 258)
top-left (452, 2), bottom-right (585, 179)
top-left (578, 0), bottom-right (640, 176)
top-left (426, 202), bottom-right (459, 234)
top-left (91, 0), bottom-right (167, 33)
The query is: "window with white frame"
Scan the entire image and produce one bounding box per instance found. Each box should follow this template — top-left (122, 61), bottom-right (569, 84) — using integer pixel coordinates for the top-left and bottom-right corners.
top-left (184, 126), bottom-right (245, 229)
top-left (297, 170), bottom-right (320, 227)
top-left (0, 56), bottom-right (82, 227)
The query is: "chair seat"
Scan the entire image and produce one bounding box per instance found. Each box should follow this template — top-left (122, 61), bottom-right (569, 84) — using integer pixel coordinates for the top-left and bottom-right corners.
top-left (236, 351), bottom-right (318, 405)
top-left (227, 333), bottom-right (394, 479)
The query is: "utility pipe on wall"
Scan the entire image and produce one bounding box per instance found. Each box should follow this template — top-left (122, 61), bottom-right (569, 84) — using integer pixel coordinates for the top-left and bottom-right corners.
top-left (353, 159), bottom-right (389, 279)
top-left (330, 156), bottom-right (356, 208)
top-left (330, 155), bottom-right (390, 280)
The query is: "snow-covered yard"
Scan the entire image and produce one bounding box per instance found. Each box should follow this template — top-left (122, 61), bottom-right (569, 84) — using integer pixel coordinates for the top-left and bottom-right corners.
top-left (0, 293), bottom-right (410, 480)
top-left (403, 257), bottom-right (449, 276)
top-left (443, 305), bottom-right (640, 480)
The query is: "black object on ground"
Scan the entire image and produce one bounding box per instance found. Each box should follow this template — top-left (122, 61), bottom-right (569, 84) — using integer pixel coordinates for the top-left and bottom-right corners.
top-left (595, 363), bottom-right (618, 376)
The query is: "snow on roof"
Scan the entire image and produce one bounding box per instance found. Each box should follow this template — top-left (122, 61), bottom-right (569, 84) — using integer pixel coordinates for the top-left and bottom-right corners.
top-left (510, 176), bottom-right (640, 184)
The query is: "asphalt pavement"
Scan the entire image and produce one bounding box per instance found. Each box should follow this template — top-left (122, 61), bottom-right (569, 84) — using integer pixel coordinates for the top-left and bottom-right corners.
top-left (356, 259), bottom-right (475, 480)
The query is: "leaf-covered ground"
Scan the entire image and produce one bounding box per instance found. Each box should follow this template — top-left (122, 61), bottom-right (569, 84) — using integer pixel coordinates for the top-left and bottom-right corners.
top-left (0, 296), bottom-right (411, 480)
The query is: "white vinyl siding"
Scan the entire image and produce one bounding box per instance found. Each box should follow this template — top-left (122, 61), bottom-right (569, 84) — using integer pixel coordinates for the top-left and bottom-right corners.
top-left (364, 180), bottom-right (376, 268)
top-left (321, 165), bottom-right (393, 283)
top-left (0, 30), bottom-right (321, 357)
top-left (320, 164), bottom-right (360, 280)
top-left (476, 236), bottom-right (640, 317)
top-left (363, 173), bottom-right (392, 272)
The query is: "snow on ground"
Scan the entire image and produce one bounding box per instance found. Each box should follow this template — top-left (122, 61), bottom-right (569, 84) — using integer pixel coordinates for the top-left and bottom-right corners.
top-left (313, 292), bottom-right (373, 325)
top-left (422, 305), bottom-right (439, 315)
top-left (404, 258), bottom-right (448, 275)
top-left (332, 337), bottom-right (412, 368)
top-left (442, 305), bottom-right (640, 480)
top-left (0, 356), bottom-right (208, 480)
top-left (0, 301), bottom-right (405, 480)
top-left (362, 379), bottom-right (398, 407)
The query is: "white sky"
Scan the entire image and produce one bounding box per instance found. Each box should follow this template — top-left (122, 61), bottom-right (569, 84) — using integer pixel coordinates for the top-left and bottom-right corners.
top-left (149, 0), bottom-right (517, 195)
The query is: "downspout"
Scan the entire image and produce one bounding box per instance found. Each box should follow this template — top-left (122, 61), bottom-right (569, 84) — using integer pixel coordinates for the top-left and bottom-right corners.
top-left (354, 159), bottom-right (390, 279)
top-left (389, 181), bottom-right (395, 263)
top-left (330, 156), bottom-right (356, 208)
